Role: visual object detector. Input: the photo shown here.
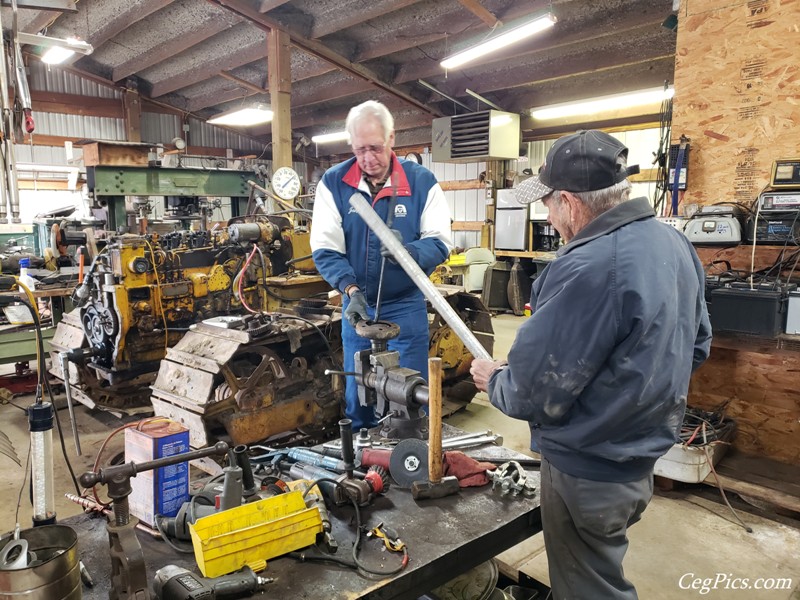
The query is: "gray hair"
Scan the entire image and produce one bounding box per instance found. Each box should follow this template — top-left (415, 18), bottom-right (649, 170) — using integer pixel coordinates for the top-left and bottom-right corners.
top-left (345, 100), bottom-right (394, 143)
top-left (568, 179), bottom-right (632, 216)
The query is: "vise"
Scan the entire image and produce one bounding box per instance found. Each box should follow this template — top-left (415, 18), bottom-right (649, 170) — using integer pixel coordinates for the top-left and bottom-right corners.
top-left (352, 320), bottom-right (430, 440)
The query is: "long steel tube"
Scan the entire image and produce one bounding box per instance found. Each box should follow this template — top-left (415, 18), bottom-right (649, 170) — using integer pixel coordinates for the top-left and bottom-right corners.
top-left (348, 193), bottom-right (492, 360)
top-left (59, 352), bottom-right (82, 456)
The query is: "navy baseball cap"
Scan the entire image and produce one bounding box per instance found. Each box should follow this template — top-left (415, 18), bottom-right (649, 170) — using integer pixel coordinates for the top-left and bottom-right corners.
top-left (514, 130), bottom-right (639, 204)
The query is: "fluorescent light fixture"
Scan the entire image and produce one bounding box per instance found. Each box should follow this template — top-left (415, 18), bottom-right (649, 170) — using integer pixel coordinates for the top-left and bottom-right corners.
top-left (311, 131), bottom-right (350, 144)
top-left (531, 87), bottom-right (675, 120)
top-left (441, 13), bottom-right (556, 70)
top-left (18, 32), bottom-right (93, 64)
top-left (207, 104), bottom-right (273, 126)
top-left (42, 45), bottom-right (75, 64)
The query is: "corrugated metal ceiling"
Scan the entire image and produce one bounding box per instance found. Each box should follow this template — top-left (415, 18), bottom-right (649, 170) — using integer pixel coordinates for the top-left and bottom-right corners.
top-left (4, 0), bottom-right (678, 153)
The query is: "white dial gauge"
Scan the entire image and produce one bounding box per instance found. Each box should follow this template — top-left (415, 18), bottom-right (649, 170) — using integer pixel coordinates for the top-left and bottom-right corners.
top-left (271, 167), bottom-right (302, 200)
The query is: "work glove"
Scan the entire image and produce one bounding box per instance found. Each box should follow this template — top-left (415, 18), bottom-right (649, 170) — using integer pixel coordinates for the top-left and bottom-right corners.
top-left (380, 229), bottom-right (404, 263)
top-left (344, 290), bottom-right (369, 326)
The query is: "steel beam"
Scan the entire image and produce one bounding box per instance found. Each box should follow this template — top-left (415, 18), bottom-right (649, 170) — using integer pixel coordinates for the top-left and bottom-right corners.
top-left (86, 167), bottom-right (251, 198)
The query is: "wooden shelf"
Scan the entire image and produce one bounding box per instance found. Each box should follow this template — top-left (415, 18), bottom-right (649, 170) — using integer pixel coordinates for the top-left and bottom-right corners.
top-left (495, 250), bottom-right (556, 261)
top-left (711, 332), bottom-right (800, 354)
top-left (703, 452), bottom-right (800, 514)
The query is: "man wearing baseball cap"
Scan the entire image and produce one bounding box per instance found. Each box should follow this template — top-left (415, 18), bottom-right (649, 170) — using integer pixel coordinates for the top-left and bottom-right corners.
top-left (471, 130), bottom-right (711, 599)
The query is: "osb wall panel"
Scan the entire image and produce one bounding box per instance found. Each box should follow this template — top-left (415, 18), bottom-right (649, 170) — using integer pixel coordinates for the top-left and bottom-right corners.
top-left (692, 243), bottom-right (800, 463)
top-left (690, 347), bottom-right (800, 464)
top-left (695, 245), bottom-right (794, 274)
top-left (672, 0), bottom-right (800, 206)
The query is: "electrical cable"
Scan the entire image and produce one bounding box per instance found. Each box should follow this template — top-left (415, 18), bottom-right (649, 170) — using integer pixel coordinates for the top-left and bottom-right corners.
top-left (17, 290), bottom-right (82, 496)
top-left (238, 245), bottom-right (259, 313)
top-left (143, 240), bottom-right (169, 351)
top-left (86, 417), bottom-right (170, 506)
top-left (702, 424), bottom-right (753, 534)
top-left (299, 477), bottom-right (409, 577)
top-left (154, 513), bottom-right (195, 554)
top-left (43, 373), bottom-right (81, 495)
top-left (272, 314), bottom-right (336, 359)
top-left (14, 438), bottom-right (31, 526)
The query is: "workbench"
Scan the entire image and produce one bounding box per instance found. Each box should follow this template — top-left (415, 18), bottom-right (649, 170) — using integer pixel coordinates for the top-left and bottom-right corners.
top-left (0, 286), bottom-right (74, 365)
top-left (68, 443), bottom-right (541, 600)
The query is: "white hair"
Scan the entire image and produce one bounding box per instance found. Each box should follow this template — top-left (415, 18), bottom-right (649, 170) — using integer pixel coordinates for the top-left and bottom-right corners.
top-left (569, 179), bottom-right (632, 215)
top-left (345, 100), bottom-right (394, 143)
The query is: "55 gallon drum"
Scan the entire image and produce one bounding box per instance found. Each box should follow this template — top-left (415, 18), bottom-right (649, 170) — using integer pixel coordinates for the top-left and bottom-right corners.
top-left (0, 525), bottom-right (80, 599)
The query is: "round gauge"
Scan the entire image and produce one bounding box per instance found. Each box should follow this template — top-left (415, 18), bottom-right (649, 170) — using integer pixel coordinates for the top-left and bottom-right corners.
top-left (403, 152), bottom-right (422, 164)
top-left (271, 166), bottom-right (302, 200)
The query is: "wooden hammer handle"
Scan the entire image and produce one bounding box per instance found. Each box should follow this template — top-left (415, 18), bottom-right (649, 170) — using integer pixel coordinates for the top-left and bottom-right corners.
top-left (428, 357), bottom-right (443, 483)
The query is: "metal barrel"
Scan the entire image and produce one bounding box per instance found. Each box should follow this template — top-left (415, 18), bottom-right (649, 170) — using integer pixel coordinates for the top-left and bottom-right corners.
top-left (0, 525), bottom-right (80, 599)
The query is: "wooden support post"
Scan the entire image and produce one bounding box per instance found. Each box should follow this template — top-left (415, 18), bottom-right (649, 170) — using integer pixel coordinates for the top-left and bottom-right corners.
top-left (268, 28), bottom-right (292, 168)
top-left (123, 89), bottom-right (142, 143)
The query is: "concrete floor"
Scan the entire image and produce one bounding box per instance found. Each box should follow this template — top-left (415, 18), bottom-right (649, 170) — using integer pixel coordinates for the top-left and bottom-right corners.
top-left (1, 314), bottom-right (799, 598)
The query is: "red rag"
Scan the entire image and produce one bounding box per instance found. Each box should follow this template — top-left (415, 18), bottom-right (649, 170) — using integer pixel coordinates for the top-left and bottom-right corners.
top-left (443, 451), bottom-right (497, 488)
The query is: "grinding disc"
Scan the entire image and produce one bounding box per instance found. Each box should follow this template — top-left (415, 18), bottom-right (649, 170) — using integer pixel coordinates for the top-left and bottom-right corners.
top-left (389, 438), bottom-right (429, 488)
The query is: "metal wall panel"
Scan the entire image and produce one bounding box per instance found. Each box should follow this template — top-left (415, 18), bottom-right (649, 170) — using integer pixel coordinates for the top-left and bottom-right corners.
top-left (28, 62), bottom-right (120, 98)
top-left (141, 112), bottom-right (181, 144)
top-left (426, 153), bottom-right (488, 251)
top-left (33, 112), bottom-right (124, 140)
top-left (188, 118), bottom-right (267, 154)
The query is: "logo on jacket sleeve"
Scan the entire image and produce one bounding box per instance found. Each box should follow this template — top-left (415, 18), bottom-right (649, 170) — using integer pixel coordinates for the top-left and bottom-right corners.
top-left (394, 204), bottom-right (408, 218)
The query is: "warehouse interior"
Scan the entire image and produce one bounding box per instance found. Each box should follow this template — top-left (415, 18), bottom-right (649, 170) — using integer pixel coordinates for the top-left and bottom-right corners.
top-left (0, 0), bottom-right (798, 599)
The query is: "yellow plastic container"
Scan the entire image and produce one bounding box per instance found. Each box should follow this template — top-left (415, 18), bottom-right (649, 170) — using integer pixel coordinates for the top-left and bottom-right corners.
top-left (189, 490), bottom-right (322, 577)
top-left (447, 253), bottom-right (466, 266)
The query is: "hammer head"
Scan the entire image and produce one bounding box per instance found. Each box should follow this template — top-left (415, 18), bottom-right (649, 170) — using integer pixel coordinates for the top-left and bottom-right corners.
top-left (411, 476), bottom-right (460, 500)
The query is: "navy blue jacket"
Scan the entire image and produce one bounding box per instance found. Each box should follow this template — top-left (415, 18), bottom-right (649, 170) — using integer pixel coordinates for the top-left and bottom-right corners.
top-left (488, 198), bottom-right (712, 482)
top-left (310, 154), bottom-right (452, 305)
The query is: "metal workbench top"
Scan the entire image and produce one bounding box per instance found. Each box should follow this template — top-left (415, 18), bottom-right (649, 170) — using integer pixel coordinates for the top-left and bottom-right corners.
top-left (71, 442), bottom-right (541, 600)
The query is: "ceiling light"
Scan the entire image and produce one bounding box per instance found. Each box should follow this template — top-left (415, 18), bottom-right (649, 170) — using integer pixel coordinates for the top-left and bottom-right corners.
top-left (18, 33), bottom-right (93, 64)
top-left (207, 104), bottom-right (273, 126)
top-left (440, 13), bottom-right (556, 70)
top-left (311, 131), bottom-right (350, 144)
top-left (42, 45), bottom-right (75, 64)
top-left (530, 87), bottom-right (675, 120)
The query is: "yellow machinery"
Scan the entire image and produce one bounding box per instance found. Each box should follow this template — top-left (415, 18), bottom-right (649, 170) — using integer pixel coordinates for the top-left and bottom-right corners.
top-left (49, 165), bottom-right (492, 446)
top-left (50, 210), bottom-right (340, 441)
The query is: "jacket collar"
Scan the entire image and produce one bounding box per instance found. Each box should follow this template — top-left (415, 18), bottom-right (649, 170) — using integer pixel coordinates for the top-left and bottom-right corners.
top-left (341, 153), bottom-right (412, 200)
top-left (557, 197), bottom-right (655, 256)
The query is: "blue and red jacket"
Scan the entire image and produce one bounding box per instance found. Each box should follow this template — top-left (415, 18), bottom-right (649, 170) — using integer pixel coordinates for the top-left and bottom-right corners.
top-left (310, 154), bottom-right (452, 305)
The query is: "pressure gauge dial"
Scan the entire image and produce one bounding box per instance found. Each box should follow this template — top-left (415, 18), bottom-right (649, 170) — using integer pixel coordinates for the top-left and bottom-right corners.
top-left (271, 167), bottom-right (302, 200)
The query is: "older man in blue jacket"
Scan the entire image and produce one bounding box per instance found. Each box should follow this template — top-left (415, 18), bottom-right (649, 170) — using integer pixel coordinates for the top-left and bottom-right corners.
top-left (471, 130), bottom-right (712, 600)
top-left (311, 100), bottom-right (452, 430)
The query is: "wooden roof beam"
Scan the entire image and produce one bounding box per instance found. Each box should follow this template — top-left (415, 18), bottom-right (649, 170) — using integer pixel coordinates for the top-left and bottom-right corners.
top-left (210, 0), bottom-right (442, 117)
top-left (456, 0), bottom-right (499, 28)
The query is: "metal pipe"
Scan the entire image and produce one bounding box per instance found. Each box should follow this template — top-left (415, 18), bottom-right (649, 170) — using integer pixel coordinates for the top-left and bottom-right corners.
top-left (465, 88), bottom-right (505, 111)
top-left (59, 352), bottom-right (82, 456)
top-left (0, 11), bottom-right (20, 223)
top-left (417, 79), bottom-right (473, 112)
top-left (348, 193), bottom-right (492, 360)
top-left (80, 441), bottom-right (229, 488)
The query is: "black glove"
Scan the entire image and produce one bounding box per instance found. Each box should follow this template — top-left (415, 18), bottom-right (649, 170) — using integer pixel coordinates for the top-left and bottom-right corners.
top-left (344, 290), bottom-right (369, 326)
top-left (380, 229), bottom-right (404, 262)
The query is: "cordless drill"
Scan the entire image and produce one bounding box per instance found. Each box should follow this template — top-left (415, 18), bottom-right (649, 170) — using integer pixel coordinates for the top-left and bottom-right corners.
top-left (153, 565), bottom-right (273, 600)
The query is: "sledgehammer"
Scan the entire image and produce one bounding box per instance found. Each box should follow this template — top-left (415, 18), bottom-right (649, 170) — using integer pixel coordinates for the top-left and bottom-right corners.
top-left (412, 358), bottom-right (459, 500)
